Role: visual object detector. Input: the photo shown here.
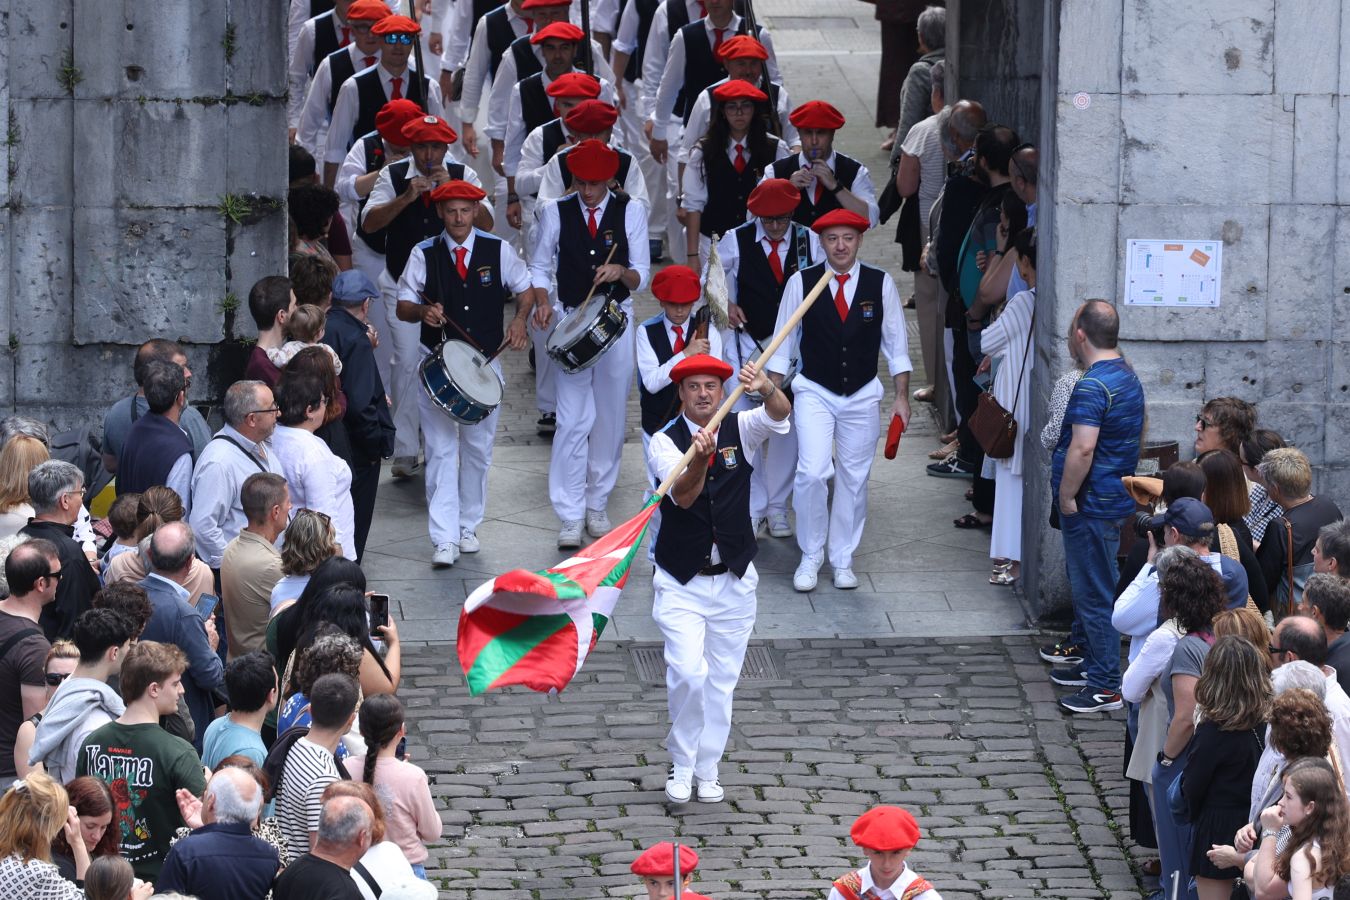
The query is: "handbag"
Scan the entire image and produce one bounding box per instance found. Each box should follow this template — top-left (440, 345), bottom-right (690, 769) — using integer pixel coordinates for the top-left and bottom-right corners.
top-left (970, 306), bottom-right (1034, 460)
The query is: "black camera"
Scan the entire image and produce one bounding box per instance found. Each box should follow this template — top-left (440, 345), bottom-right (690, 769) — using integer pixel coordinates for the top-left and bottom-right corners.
top-left (1133, 511), bottom-right (1166, 543)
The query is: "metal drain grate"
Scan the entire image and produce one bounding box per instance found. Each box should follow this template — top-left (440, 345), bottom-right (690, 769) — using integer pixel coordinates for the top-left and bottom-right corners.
top-left (632, 645), bottom-right (782, 683)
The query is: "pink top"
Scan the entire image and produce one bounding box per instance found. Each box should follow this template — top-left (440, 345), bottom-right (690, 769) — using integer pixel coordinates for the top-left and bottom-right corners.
top-left (343, 756), bottom-right (443, 864)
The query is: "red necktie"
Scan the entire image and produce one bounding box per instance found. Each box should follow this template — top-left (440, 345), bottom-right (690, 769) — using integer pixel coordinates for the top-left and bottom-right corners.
top-left (765, 237), bottom-right (783, 284)
top-left (733, 143), bottom-right (746, 174)
top-left (390, 76), bottom-right (403, 100)
top-left (813, 178), bottom-right (823, 205)
top-left (671, 325), bottom-right (685, 353)
top-left (522, 16), bottom-right (534, 31)
top-left (364, 55), bottom-right (376, 67)
top-left (341, 25), bottom-right (351, 45)
top-left (697, 1), bottom-right (707, 16)
top-left (712, 27), bottom-right (725, 52)
top-left (587, 207), bottom-right (599, 238)
top-left (454, 247), bottom-right (469, 280)
top-left (833, 273), bottom-right (850, 321)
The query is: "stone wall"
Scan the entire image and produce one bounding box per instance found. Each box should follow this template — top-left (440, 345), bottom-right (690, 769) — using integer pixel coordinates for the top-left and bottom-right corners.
top-left (3, 0), bottom-right (289, 430)
top-left (1024, 0), bottom-right (1350, 617)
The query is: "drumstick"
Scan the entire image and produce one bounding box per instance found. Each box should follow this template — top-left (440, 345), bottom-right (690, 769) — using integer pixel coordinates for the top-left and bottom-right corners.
top-left (577, 244), bottom-right (620, 309)
top-left (653, 266), bottom-right (833, 499)
top-left (418, 291), bottom-right (487, 354)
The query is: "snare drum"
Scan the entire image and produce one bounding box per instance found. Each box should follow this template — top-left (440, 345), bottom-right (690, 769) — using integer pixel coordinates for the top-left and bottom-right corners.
top-left (418, 340), bottom-right (504, 424)
top-left (545, 292), bottom-right (629, 373)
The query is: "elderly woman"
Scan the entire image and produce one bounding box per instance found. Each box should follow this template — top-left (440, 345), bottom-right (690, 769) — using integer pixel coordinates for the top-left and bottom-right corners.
top-left (890, 4), bottom-right (945, 150)
top-left (1255, 448), bottom-right (1343, 610)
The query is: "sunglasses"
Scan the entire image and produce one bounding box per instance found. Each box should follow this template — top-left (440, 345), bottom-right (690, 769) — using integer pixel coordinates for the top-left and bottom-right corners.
top-left (1268, 645), bottom-right (1287, 656)
top-left (43, 568), bottom-right (63, 581)
top-left (45, 672), bottom-right (70, 686)
top-left (1196, 415), bottom-right (1214, 430)
top-left (382, 33), bottom-right (415, 45)
top-left (297, 508), bottom-right (332, 525)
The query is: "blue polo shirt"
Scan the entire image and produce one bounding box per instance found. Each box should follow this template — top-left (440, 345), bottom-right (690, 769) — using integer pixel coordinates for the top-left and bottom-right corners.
top-left (156, 821), bottom-right (279, 900)
top-left (1051, 356), bottom-right (1145, 520)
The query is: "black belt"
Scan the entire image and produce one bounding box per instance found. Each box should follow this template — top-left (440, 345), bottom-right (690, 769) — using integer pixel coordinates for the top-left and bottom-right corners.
top-left (697, 563), bottom-right (729, 577)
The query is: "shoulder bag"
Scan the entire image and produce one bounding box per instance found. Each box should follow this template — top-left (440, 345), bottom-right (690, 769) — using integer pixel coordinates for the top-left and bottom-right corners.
top-left (970, 307), bottom-right (1034, 460)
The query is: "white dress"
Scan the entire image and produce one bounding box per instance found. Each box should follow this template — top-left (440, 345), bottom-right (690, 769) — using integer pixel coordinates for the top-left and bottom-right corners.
top-left (979, 287), bottom-right (1035, 561)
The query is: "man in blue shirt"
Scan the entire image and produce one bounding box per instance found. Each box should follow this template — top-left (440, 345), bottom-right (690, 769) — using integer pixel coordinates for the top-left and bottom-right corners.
top-left (1048, 300), bottom-right (1144, 714)
top-left (157, 766), bottom-right (280, 900)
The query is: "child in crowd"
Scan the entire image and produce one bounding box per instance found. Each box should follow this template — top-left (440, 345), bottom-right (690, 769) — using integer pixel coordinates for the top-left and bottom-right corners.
top-left (829, 806), bottom-right (941, 900)
top-left (268, 303), bottom-right (344, 373)
top-left (1247, 763), bottom-right (1350, 899)
top-left (99, 492), bottom-right (141, 581)
top-left (344, 694), bottom-right (441, 880)
top-left (630, 841), bottom-right (712, 900)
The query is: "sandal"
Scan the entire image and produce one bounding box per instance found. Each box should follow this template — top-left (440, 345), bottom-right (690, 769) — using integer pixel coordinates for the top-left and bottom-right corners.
top-left (990, 569), bottom-right (1016, 585)
top-left (953, 513), bottom-right (992, 530)
top-left (928, 440), bottom-right (959, 460)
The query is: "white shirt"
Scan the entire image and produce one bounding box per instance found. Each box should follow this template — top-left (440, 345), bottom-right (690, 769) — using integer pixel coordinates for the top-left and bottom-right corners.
top-left (500, 70), bottom-right (619, 176)
top-left (766, 261), bottom-right (912, 382)
top-left (528, 192), bottom-right (651, 293)
top-left (289, 12), bottom-right (351, 127)
top-left (297, 47), bottom-right (381, 157)
top-left (270, 573), bottom-right (311, 614)
top-left (536, 143), bottom-right (650, 208)
top-left (360, 156), bottom-right (490, 230)
top-left (715, 220), bottom-right (821, 306)
top-left (680, 136), bottom-right (789, 212)
top-left (679, 76), bottom-right (798, 164)
top-left (1112, 552), bottom-right (1226, 662)
top-left (165, 449), bottom-right (194, 516)
top-left (825, 864), bottom-right (942, 900)
top-left (638, 0), bottom-right (710, 117)
top-left (761, 150), bottom-right (881, 227)
top-left (898, 112), bottom-right (947, 231)
top-left (336, 134), bottom-right (406, 205)
top-left (485, 41), bottom-right (619, 143)
top-left (326, 64), bottom-right (447, 165)
top-left (351, 840), bottom-right (417, 900)
top-left (1121, 621), bottom-right (1182, 704)
top-left (439, 0), bottom-right (478, 73)
top-left (270, 425), bottom-right (356, 561)
top-left (455, 5), bottom-right (532, 123)
top-left (515, 121), bottom-right (568, 198)
top-left (189, 425), bottom-right (285, 569)
top-left (649, 15), bottom-right (780, 141)
top-left (397, 229), bottom-right (533, 306)
top-left (636, 316), bottom-right (724, 395)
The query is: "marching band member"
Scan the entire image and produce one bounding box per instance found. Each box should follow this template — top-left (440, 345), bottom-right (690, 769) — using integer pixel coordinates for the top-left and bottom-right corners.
top-left (535, 101), bottom-right (649, 206)
top-left (290, 0), bottom-right (357, 139)
top-left (450, 0), bottom-right (540, 160)
top-left (829, 807), bottom-right (942, 900)
top-left (396, 180), bottom-right (539, 568)
top-left (528, 140), bottom-right (651, 549)
top-left (766, 209), bottom-right (911, 592)
top-left (677, 35), bottom-right (798, 167)
top-left (636, 266), bottom-right (722, 454)
top-left (764, 101), bottom-right (879, 227)
top-left (295, 0), bottom-right (389, 158)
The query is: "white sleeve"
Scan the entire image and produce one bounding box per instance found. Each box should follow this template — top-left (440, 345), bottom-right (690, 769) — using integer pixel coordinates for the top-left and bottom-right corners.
top-left (426, 79), bottom-right (447, 120)
top-left (647, 428), bottom-right (687, 486)
top-left (718, 231), bottom-right (740, 305)
top-left (622, 154), bottom-right (650, 208)
top-left (680, 147), bottom-right (707, 211)
top-left (501, 86), bottom-right (528, 176)
top-left (458, 24), bottom-right (492, 123)
top-left (484, 53), bottom-right (519, 140)
top-left (636, 324), bottom-right (677, 394)
top-left (335, 140), bottom-right (372, 203)
top-left (640, 4), bottom-right (671, 117)
top-left (295, 60), bottom-right (333, 155)
top-left (288, 0), bottom-right (312, 59)
top-left (613, 0), bottom-right (641, 56)
top-left (880, 271), bottom-right (912, 376)
top-left (325, 78), bottom-right (361, 164)
top-left (736, 405), bottom-right (790, 449)
top-left (441, 0), bottom-right (473, 70)
top-left (166, 453), bottom-right (194, 516)
top-left (398, 243), bottom-right (429, 304)
top-left (536, 156), bottom-right (566, 203)
top-left (757, 27), bottom-right (781, 82)
top-left (499, 240), bottom-right (533, 295)
top-left (591, 42), bottom-right (619, 87)
top-left (624, 200), bottom-right (651, 292)
top-left (650, 31), bottom-right (685, 141)
top-left (679, 91), bottom-right (710, 164)
top-left (515, 128), bottom-right (549, 196)
top-left (1111, 567), bottom-right (1161, 640)
top-left (288, 22), bottom-right (317, 127)
top-left (529, 201), bottom-right (562, 289)
top-left (851, 162), bottom-right (880, 227)
top-left (776, 83), bottom-right (799, 148)
top-left (360, 168), bottom-right (399, 227)
top-left (1121, 628), bottom-right (1177, 704)
top-left (592, 0), bottom-right (620, 34)
top-left (766, 271), bottom-right (803, 374)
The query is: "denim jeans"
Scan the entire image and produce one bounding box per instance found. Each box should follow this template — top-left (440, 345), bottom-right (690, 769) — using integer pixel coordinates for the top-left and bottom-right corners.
top-left (1150, 746), bottom-right (1197, 900)
top-left (1063, 511), bottom-right (1124, 691)
top-left (411, 863), bottom-right (427, 880)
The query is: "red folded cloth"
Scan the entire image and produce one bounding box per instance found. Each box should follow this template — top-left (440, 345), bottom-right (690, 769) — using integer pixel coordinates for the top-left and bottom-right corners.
top-left (884, 414), bottom-right (905, 460)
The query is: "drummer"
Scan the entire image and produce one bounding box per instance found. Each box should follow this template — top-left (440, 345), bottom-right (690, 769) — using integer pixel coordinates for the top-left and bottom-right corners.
top-left (528, 139), bottom-right (651, 550)
top-left (396, 180), bottom-right (539, 568)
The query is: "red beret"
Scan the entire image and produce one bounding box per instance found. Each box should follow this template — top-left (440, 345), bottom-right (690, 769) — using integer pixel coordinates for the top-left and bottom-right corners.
top-left (564, 99), bottom-right (619, 134)
top-left (717, 35), bottom-right (768, 61)
top-left (789, 100), bottom-right (846, 130)
top-left (652, 266), bottom-right (701, 304)
top-left (546, 72), bottom-right (601, 99)
top-left (566, 138), bottom-right (620, 182)
top-left (371, 14), bottom-right (420, 35)
top-left (344, 0), bottom-right (391, 22)
top-left (531, 21), bottom-right (584, 43)
top-left (671, 354), bottom-right (732, 383)
top-left (375, 99), bottom-right (424, 145)
top-left (850, 806), bottom-right (921, 851)
top-left (630, 842), bottom-right (699, 877)
top-left (811, 209), bottom-right (870, 234)
top-left (401, 114), bottom-right (458, 145)
top-left (429, 180), bottom-right (487, 203)
top-left (520, 0), bottom-right (570, 8)
top-left (746, 178), bottom-right (799, 217)
top-left (712, 80), bottom-right (766, 103)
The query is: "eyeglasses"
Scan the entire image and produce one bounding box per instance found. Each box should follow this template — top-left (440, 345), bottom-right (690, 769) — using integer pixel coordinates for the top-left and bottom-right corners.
top-left (43, 568), bottom-right (63, 581)
top-left (1196, 415), bottom-right (1214, 430)
top-left (249, 407), bottom-right (281, 416)
top-left (382, 33), bottom-right (414, 45)
top-left (297, 508), bottom-right (332, 525)
top-left (60, 488), bottom-right (85, 499)
top-left (44, 672), bottom-right (70, 686)
top-left (760, 215), bottom-right (791, 225)
top-left (1268, 645), bottom-right (1287, 656)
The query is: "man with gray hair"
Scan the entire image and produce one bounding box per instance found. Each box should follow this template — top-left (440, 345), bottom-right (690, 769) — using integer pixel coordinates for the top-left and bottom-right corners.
top-left (138, 521), bottom-right (224, 751)
top-left (1263, 616), bottom-right (1350, 787)
top-left (157, 767), bottom-right (280, 900)
top-left (274, 794), bottom-right (372, 900)
top-left (20, 460), bottom-right (99, 640)
top-left (188, 380), bottom-right (286, 570)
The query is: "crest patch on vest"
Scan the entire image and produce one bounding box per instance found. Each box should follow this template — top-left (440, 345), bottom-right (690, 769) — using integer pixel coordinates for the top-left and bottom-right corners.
top-left (602, 229), bottom-right (615, 248)
top-left (720, 446), bottom-right (739, 469)
top-left (477, 266), bottom-right (494, 286)
top-left (859, 300), bottom-right (875, 322)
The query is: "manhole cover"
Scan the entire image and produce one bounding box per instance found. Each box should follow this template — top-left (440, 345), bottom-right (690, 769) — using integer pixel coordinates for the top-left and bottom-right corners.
top-left (768, 15), bottom-right (857, 29)
top-left (632, 645), bottom-right (782, 683)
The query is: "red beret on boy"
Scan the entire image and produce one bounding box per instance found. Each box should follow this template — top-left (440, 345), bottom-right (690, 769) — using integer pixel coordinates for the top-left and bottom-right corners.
top-left (429, 180), bottom-right (487, 203)
top-left (546, 72), bottom-right (602, 99)
top-left (566, 139), bottom-right (620, 182)
top-left (371, 14), bottom-right (420, 35)
top-left (631, 842), bottom-right (700, 876)
top-left (652, 266), bottom-right (702, 304)
top-left (712, 80), bottom-right (767, 103)
top-left (811, 209), bottom-right (870, 234)
top-left (716, 35), bottom-right (768, 61)
top-left (789, 100), bottom-right (846, 130)
top-left (345, 0), bottom-right (391, 21)
top-left (850, 806), bottom-right (921, 851)
top-left (401, 115), bottom-right (458, 145)
top-left (531, 21), bottom-right (584, 43)
top-left (375, 99), bottom-right (424, 145)
top-left (565, 99), bottom-right (619, 134)
top-left (671, 354), bottom-right (732, 383)
top-left (747, 178), bottom-right (800, 217)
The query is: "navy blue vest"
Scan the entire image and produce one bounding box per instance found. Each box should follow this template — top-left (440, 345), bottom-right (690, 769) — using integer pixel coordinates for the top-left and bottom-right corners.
top-left (623, 0), bottom-right (662, 82)
top-left (556, 195), bottom-right (631, 309)
top-left (354, 130), bottom-right (390, 255)
top-left (696, 137), bottom-right (774, 238)
top-left (539, 119), bottom-right (568, 165)
top-left (117, 413), bottom-right (193, 497)
top-left (731, 221), bottom-right (808, 341)
top-left (484, 6), bottom-right (518, 81)
top-left (308, 0), bottom-right (335, 19)
top-left (469, 0), bottom-right (505, 42)
top-left (350, 68), bottom-right (430, 152)
top-left (419, 235), bottom-right (510, 351)
top-left (555, 147), bottom-right (635, 191)
top-left (506, 35), bottom-right (543, 82)
top-left (797, 262), bottom-right (885, 396)
top-left (326, 47), bottom-right (362, 113)
top-left (639, 316), bottom-right (681, 435)
top-left (312, 11), bottom-right (341, 75)
top-left (518, 73), bottom-right (555, 137)
top-left (768, 153), bottom-right (863, 226)
top-left (384, 158), bottom-right (468, 279)
top-left (654, 413), bottom-right (757, 584)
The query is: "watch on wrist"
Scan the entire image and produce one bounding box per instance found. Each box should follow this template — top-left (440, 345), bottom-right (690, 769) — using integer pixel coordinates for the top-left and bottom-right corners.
top-left (1156, 751), bottom-right (1173, 767)
top-left (827, 182), bottom-right (843, 195)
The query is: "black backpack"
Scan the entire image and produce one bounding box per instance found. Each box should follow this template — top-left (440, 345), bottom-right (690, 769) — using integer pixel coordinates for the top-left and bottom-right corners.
top-left (261, 725), bottom-right (350, 803)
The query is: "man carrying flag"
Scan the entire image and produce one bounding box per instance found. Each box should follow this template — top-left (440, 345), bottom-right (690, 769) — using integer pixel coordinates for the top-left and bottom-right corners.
top-left (648, 354), bottom-right (791, 805)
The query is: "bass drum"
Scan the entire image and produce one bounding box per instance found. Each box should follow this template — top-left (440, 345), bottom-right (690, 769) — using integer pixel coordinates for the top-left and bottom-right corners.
top-left (545, 293), bottom-right (628, 373)
top-left (418, 340), bottom-right (504, 424)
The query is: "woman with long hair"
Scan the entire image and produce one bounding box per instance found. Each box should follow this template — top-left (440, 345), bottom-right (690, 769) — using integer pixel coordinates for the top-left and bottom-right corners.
top-left (104, 486), bottom-right (215, 606)
top-left (270, 556), bottom-right (368, 676)
top-left (1199, 448), bottom-right (1268, 612)
top-left (0, 436), bottom-right (50, 539)
top-left (270, 508), bottom-right (343, 616)
top-left (0, 772), bottom-right (89, 895)
top-left (13, 641), bottom-right (79, 778)
top-left (49, 777), bottom-right (119, 883)
top-left (1248, 761), bottom-right (1350, 899)
top-left (1181, 635), bottom-right (1272, 899)
top-left (292, 584), bottom-right (399, 697)
top-left (271, 373), bottom-right (356, 561)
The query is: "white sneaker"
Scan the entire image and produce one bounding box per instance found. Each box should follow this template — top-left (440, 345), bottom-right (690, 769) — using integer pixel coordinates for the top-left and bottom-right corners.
top-left (751, 517), bottom-right (767, 536)
top-left (833, 567), bottom-right (859, 590)
top-left (767, 512), bottom-right (793, 538)
top-left (432, 543), bottom-right (458, 568)
top-left (585, 508), bottom-right (611, 537)
top-left (558, 520), bottom-right (583, 549)
top-left (793, 554), bottom-right (823, 592)
top-left (696, 779), bottom-right (724, 803)
top-left (664, 766), bottom-right (693, 803)
top-left (391, 456), bottom-right (420, 478)
top-left (459, 529), bottom-right (480, 553)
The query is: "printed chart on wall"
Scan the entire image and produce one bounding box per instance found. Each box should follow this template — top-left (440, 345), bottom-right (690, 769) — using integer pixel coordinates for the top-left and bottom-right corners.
top-left (1124, 239), bottom-right (1222, 308)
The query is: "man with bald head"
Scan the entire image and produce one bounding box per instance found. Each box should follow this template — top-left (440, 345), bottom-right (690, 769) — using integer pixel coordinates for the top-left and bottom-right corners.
top-left (158, 766), bottom-right (280, 900)
top-left (1267, 615), bottom-right (1350, 767)
top-left (274, 794), bottom-right (373, 900)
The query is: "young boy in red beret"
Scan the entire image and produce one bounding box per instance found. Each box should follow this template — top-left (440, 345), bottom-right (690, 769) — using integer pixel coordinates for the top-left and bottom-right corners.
top-left (830, 806), bottom-right (941, 900)
top-left (631, 841), bottom-right (713, 900)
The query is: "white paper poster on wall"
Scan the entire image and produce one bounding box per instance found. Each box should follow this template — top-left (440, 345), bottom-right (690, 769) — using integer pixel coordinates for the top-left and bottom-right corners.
top-left (1124, 239), bottom-right (1222, 308)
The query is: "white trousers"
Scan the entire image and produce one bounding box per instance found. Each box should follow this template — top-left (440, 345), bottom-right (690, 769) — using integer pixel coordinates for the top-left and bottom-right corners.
top-left (379, 272), bottom-right (425, 459)
top-left (354, 242), bottom-right (394, 390)
top-left (793, 376), bottom-right (882, 569)
top-left (416, 354), bottom-right (501, 545)
top-left (653, 562), bottom-right (757, 780)
top-left (547, 304), bottom-right (635, 521)
top-left (621, 80), bottom-right (669, 241)
top-left (722, 328), bottom-right (797, 518)
top-left (990, 460), bottom-right (1023, 562)
top-left (530, 313), bottom-right (559, 415)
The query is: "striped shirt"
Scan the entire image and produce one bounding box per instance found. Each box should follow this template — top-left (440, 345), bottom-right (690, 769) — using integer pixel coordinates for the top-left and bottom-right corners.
top-left (276, 738), bottom-right (340, 854)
